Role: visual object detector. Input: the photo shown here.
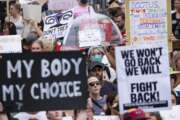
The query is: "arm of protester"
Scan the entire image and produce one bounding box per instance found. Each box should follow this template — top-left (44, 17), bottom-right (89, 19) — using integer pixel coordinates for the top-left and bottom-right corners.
top-left (30, 20), bottom-right (43, 37)
top-left (103, 47), bottom-right (116, 70)
top-left (169, 33), bottom-right (177, 42)
top-left (0, 102), bottom-right (8, 120)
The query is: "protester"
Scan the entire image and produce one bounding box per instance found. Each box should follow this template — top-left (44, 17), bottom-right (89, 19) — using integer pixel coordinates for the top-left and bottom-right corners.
top-left (46, 110), bottom-right (66, 120)
top-left (30, 40), bottom-right (43, 52)
top-left (2, 21), bottom-right (17, 35)
top-left (73, 0), bottom-right (95, 18)
top-left (105, 93), bottom-right (119, 116)
top-left (123, 108), bottom-right (149, 120)
top-left (148, 112), bottom-right (163, 120)
top-left (172, 0), bottom-right (180, 39)
top-left (5, 3), bottom-right (24, 35)
top-left (88, 76), bottom-right (107, 115)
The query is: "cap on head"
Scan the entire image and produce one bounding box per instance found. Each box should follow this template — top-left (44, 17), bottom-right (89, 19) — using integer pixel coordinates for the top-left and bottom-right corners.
top-left (88, 76), bottom-right (99, 84)
top-left (88, 62), bottom-right (105, 71)
top-left (123, 108), bottom-right (148, 120)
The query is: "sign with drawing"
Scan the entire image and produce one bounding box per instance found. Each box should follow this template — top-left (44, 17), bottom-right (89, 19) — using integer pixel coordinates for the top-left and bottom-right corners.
top-left (43, 10), bottom-right (74, 39)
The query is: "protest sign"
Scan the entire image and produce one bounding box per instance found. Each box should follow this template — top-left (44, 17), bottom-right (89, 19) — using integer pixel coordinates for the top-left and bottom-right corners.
top-left (0, 35), bottom-right (22, 53)
top-left (48, 0), bottom-right (78, 11)
top-left (79, 28), bottom-right (102, 47)
top-left (19, 0), bottom-right (36, 4)
top-left (160, 105), bottom-right (180, 120)
top-left (43, 10), bottom-right (73, 39)
top-left (63, 117), bottom-right (73, 120)
top-left (115, 41), bottom-right (171, 113)
top-left (22, 4), bottom-right (41, 22)
top-left (125, 0), bottom-right (171, 45)
top-left (0, 51), bottom-right (87, 112)
top-left (93, 116), bottom-right (119, 120)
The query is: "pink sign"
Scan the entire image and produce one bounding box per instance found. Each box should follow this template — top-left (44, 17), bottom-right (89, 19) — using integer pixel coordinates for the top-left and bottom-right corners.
top-left (48, 0), bottom-right (78, 11)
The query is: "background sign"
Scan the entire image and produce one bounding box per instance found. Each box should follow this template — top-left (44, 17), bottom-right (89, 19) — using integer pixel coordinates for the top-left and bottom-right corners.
top-left (125, 0), bottom-right (171, 44)
top-left (0, 51), bottom-right (87, 112)
top-left (43, 10), bottom-right (73, 39)
top-left (48, 0), bottom-right (78, 11)
top-left (0, 35), bottom-right (22, 53)
top-left (115, 42), bottom-right (171, 113)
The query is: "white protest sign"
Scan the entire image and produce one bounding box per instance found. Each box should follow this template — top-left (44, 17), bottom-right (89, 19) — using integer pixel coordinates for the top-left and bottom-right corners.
top-left (115, 41), bottom-right (171, 113)
top-left (160, 105), bottom-right (180, 120)
top-left (43, 10), bottom-right (74, 39)
top-left (79, 29), bottom-right (102, 47)
top-left (126, 0), bottom-right (170, 44)
top-left (48, 0), bottom-right (78, 11)
top-left (63, 116), bottom-right (73, 120)
top-left (19, 0), bottom-right (36, 4)
top-left (23, 4), bottom-right (41, 22)
top-left (0, 35), bottom-right (22, 53)
top-left (93, 116), bottom-right (119, 120)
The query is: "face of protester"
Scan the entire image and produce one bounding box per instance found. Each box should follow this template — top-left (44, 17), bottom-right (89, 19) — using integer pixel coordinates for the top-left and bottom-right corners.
top-left (88, 77), bottom-right (101, 95)
top-left (90, 66), bottom-right (104, 81)
top-left (90, 48), bottom-right (103, 62)
top-left (31, 42), bottom-right (43, 52)
top-left (10, 5), bottom-right (19, 16)
top-left (43, 42), bottom-right (54, 52)
top-left (114, 15), bottom-right (125, 31)
top-left (46, 111), bottom-right (63, 120)
top-left (175, 0), bottom-right (180, 11)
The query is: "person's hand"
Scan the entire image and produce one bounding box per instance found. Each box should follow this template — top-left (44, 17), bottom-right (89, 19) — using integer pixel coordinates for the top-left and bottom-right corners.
top-left (169, 33), bottom-right (177, 42)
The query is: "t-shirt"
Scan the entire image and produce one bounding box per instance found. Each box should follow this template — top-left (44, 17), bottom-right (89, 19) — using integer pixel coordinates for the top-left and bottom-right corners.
top-left (6, 16), bottom-right (24, 35)
top-left (172, 12), bottom-right (180, 39)
top-left (92, 96), bottom-right (107, 115)
top-left (73, 5), bottom-right (95, 18)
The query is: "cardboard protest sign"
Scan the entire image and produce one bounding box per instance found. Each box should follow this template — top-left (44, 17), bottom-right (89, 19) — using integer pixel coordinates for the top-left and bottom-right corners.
top-left (0, 35), bottom-right (22, 53)
top-left (93, 116), bottom-right (119, 120)
top-left (22, 4), bottom-right (41, 22)
top-left (0, 51), bottom-right (87, 112)
top-left (125, 0), bottom-right (171, 45)
top-left (48, 0), bottom-right (78, 11)
top-left (43, 10), bottom-right (73, 39)
top-left (160, 105), bottom-right (180, 120)
top-left (79, 29), bottom-right (102, 47)
top-left (115, 42), bottom-right (171, 113)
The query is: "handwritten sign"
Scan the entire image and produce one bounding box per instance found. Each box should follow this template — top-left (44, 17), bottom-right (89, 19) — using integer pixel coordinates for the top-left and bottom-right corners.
top-left (115, 41), bottom-right (171, 113)
top-left (126, 0), bottom-right (171, 44)
top-left (0, 35), bottom-right (22, 53)
top-left (48, 0), bottom-right (78, 11)
top-left (43, 10), bottom-right (73, 39)
top-left (0, 51), bottom-right (87, 112)
top-left (79, 29), bottom-right (102, 47)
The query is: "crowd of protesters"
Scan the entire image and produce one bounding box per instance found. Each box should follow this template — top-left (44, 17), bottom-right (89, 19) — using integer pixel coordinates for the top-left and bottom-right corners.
top-left (0, 0), bottom-right (180, 120)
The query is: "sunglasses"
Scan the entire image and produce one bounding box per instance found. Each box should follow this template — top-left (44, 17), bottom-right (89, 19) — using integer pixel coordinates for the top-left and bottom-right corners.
top-left (31, 47), bottom-right (41, 50)
top-left (89, 82), bottom-right (100, 87)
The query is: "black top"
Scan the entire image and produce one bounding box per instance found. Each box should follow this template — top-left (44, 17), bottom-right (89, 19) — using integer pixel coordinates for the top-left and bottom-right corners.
top-left (172, 12), bottom-right (180, 39)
